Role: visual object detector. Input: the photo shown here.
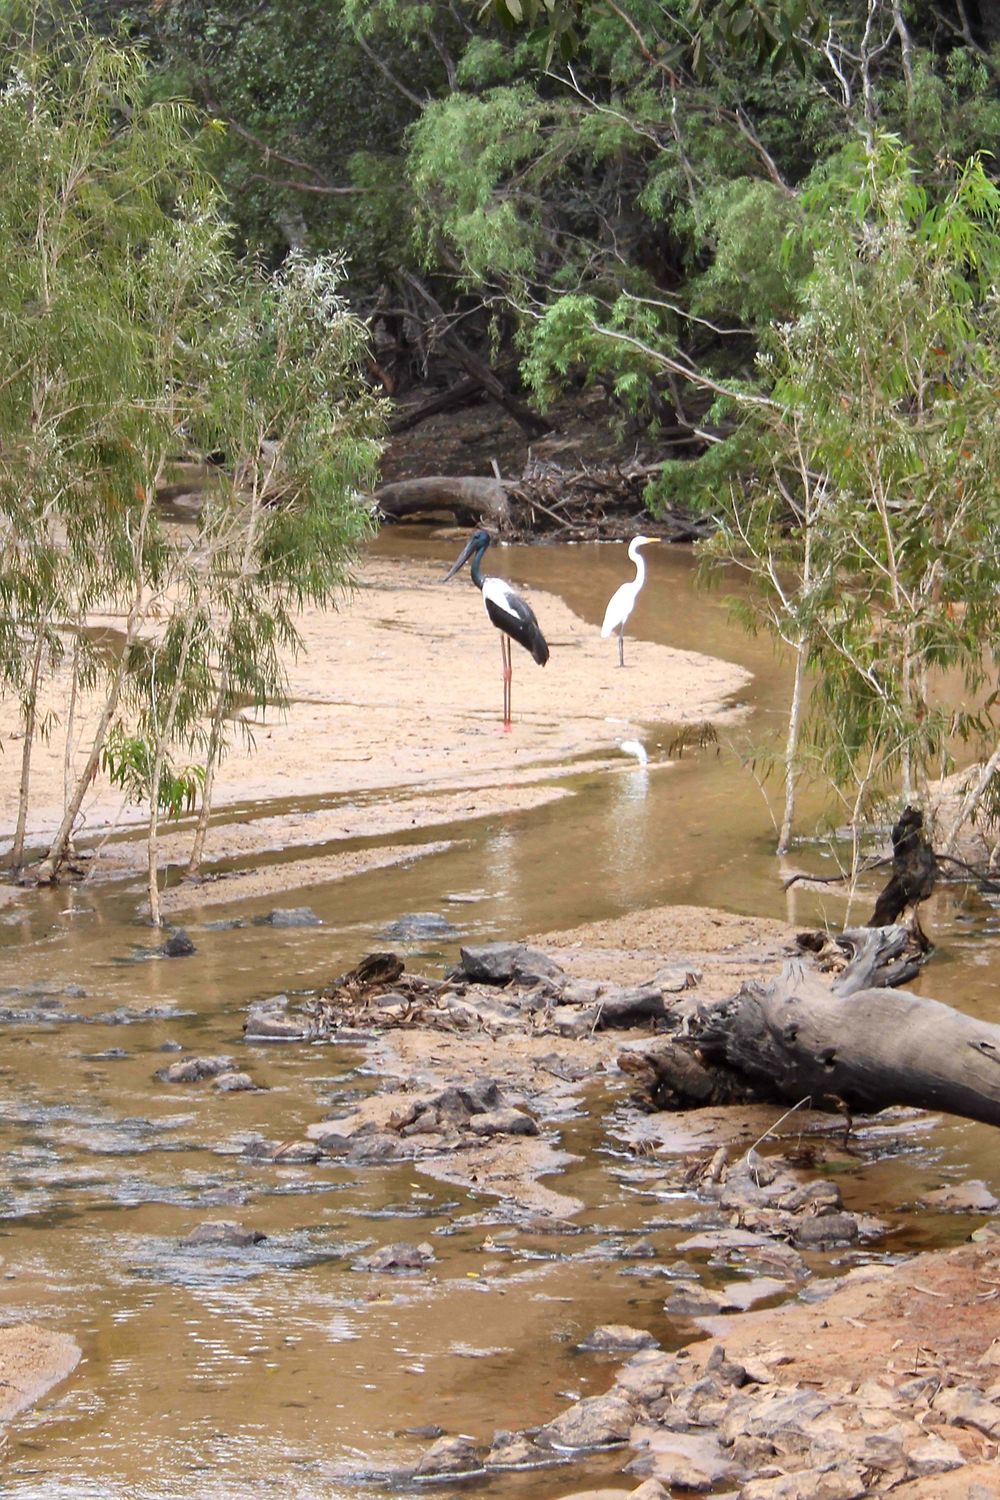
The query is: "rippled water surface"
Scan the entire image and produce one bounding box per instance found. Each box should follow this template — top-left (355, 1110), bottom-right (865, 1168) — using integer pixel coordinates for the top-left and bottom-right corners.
top-left (1, 529), bottom-right (998, 1498)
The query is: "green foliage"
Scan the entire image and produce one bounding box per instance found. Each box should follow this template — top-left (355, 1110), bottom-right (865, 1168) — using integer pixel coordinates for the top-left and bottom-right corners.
top-left (409, 87), bottom-right (545, 281)
top-left (0, 13), bottom-right (383, 884)
top-left (688, 0), bottom-right (827, 77)
top-left (101, 730), bottom-right (205, 819)
top-left (707, 139), bottom-right (1000, 817)
top-left (689, 179), bottom-right (805, 323)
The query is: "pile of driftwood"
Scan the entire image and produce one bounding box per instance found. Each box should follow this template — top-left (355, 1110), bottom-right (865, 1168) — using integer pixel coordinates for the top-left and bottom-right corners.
top-left (373, 457), bottom-right (716, 542)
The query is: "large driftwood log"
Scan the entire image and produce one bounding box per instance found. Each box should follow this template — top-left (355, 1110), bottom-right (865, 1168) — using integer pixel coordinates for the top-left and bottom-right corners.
top-left (685, 937), bottom-right (1000, 1128)
top-left (373, 476), bottom-right (511, 529)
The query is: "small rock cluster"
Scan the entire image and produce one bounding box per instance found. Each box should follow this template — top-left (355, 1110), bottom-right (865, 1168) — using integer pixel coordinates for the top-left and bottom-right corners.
top-left (691, 1147), bottom-right (884, 1258)
top-left (256, 943), bottom-right (699, 1043)
top-left (156, 1053), bottom-right (259, 1093)
top-left (402, 1324), bottom-right (1000, 1496)
top-left (307, 1076), bottom-right (539, 1164)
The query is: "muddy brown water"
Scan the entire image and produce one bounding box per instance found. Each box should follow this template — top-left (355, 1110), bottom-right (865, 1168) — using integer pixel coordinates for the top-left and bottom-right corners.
top-left (2, 529), bottom-right (999, 1497)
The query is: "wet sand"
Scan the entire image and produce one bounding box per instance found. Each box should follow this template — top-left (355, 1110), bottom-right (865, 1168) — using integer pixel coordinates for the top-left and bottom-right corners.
top-left (0, 548), bottom-right (749, 895)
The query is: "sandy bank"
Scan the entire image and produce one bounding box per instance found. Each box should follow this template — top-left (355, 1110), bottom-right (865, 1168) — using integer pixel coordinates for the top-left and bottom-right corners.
top-left (1, 543), bottom-right (750, 902)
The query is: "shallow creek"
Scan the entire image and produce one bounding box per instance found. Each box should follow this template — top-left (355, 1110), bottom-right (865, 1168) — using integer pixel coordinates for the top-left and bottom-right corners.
top-left (1, 530), bottom-right (999, 1498)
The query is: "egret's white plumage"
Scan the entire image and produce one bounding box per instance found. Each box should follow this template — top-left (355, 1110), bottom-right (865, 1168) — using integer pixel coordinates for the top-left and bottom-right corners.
top-left (601, 535), bottom-right (658, 666)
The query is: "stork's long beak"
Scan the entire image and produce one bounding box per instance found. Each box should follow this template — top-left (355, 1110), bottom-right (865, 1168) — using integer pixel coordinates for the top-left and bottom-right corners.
top-left (441, 537), bottom-right (476, 582)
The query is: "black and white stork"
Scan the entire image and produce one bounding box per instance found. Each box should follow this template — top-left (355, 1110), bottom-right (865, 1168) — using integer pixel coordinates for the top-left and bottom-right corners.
top-left (601, 535), bottom-right (659, 667)
top-left (441, 529), bottom-right (549, 727)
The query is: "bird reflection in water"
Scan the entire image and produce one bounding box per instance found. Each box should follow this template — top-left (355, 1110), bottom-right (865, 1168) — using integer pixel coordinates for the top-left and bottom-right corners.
top-left (608, 739), bottom-right (653, 901)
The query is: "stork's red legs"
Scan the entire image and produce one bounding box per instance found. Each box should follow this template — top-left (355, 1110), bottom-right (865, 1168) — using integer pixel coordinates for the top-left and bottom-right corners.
top-left (501, 633), bottom-right (513, 729)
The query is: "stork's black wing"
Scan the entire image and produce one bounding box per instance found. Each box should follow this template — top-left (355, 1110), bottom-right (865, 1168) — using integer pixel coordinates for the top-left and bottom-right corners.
top-left (483, 578), bottom-right (549, 666)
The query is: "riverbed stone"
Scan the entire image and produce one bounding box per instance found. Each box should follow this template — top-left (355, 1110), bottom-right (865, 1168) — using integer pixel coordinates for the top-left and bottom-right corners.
top-left (741, 1241), bottom-right (808, 1279)
top-left (613, 1355), bottom-right (682, 1405)
top-left (157, 1054), bottom-right (235, 1083)
top-left (432, 1079), bottom-right (503, 1119)
top-left (904, 1435), bottom-right (965, 1475)
top-left (621, 1237), bottom-right (657, 1258)
top-left (347, 1131), bottom-right (418, 1163)
top-left (932, 1383), bottom-right (1000, 1437)
top-left (538, 1393), bottom-right (635, 1450)
top-left (182, 1220), bottom-right (266, 1248)
top-left (779, 1180), bottom-right (843, 1213)
top-left (664, 1281), bottom-right (738, 1317)
top-left (720, 1389), bottom-right (833, 1446)
top-left (579, 1325), bottom-right (659, 1352)
top-left (412, 1434), bottom-right (481, 1476)
top-left (381, 911), bottom-right (458, 941)
top-left (245, 996), bottom-right (311, 1041)
top-left (158, 928), bottom-right (196, 958)
top-left (353, 1241), bottom-right (436, 1272)
top-left (270, 1140), bottom-right (321, 1163)
top-left (792, 1212), bottom-right (859, 1248)
top-left (921, 1179), bottom-right (1000, 1213)
top-left (455, 942), bottom-right (564, 986)
top-left (625, 1426), bottom-right (737, 1489)
top-left (893, 1373), bottom-right (940, 1405)
top-left (553, 986), bottom-right (668, 1035)
top-left (258, 906), bottom-right (321, 927)
top-left (214, 1071), bottom-right (258, 1093)
top-left (468, 1106), bottom-right (539, 1137)
top-left (739, 1462), bottom-right (867, 1499)
top-left (485, 1429), bottom-right (554, 1468)
top-left (629, 1482), bottom-right (670, 1500)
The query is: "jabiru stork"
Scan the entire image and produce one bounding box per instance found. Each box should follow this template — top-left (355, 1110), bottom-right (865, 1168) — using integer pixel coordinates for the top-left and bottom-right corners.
top-left (441, 529), bottom-right (549, 727)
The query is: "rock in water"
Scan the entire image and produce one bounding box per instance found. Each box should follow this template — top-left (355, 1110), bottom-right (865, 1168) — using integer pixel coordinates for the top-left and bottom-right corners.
top-left (159, 929), bottom-right (196, 958)
top-left (182, 1220), bottom-right (266, 1248)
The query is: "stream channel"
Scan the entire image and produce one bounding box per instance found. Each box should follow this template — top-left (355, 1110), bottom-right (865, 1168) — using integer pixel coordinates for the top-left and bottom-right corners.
top-left (1, 527), bottom-right (999, 1498)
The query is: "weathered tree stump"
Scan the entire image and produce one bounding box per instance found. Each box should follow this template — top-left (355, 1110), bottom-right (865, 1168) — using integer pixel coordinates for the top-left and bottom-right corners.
top-left (635, 926), bottom-right (1000, 1128)
top-left (693, 965), bottom-right (1000, 1126)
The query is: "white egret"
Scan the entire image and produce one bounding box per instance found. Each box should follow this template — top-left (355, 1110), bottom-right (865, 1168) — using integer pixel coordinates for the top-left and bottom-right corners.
top-left (601, 535), bottom-right (659, 666)
top-left (442, 529), bottom-right (549, 727)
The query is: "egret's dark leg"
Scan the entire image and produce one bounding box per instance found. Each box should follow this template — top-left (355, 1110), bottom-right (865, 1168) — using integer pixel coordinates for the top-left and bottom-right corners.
top-left (500, 633), bottom-right (513, 726)
top-left (617, 629), bottom-right (625, 668)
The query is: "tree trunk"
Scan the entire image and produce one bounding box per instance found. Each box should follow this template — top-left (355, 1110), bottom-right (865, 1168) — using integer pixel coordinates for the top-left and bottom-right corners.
top-left (777, 634), bottom-right (806, 854)
top-left (146, 613), bottom-right (198, 925)
top-left (944, 742), bottom-right (1000, 858)
top-left (374, 475), bottom-right (511, 529)
top-left (34, 661), bottom-right (127, 885)
top-left (9, 630), bottom-right (45, 874)
top-left (655, 931), bottom-right (1000, 1128)
top-left (185, 672), bottom-right (228, 878)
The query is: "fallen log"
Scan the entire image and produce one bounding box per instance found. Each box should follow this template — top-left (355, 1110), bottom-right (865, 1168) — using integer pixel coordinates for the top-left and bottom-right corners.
top-left (373, 475), bottom-right (511, 529)
top-left (633, 926), bottom-right (1000, 1128)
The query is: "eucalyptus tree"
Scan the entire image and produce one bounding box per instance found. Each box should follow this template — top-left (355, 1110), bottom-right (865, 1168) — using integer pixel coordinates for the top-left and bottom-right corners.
top-left (0, 23), bottom-right (211, 874)
top-left (403, 0), bottom-right (997, 451)
top-left (175, 253), bottom-right (382, 900)
top-left (0, 17), bottom-right (383, 910)
top-left (703, 142), bottom-right (1000, 850)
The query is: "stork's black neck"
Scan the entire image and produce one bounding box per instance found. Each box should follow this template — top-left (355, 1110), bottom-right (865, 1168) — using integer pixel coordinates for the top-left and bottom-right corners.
top-left (469, 544), bottom-right (488, 590)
